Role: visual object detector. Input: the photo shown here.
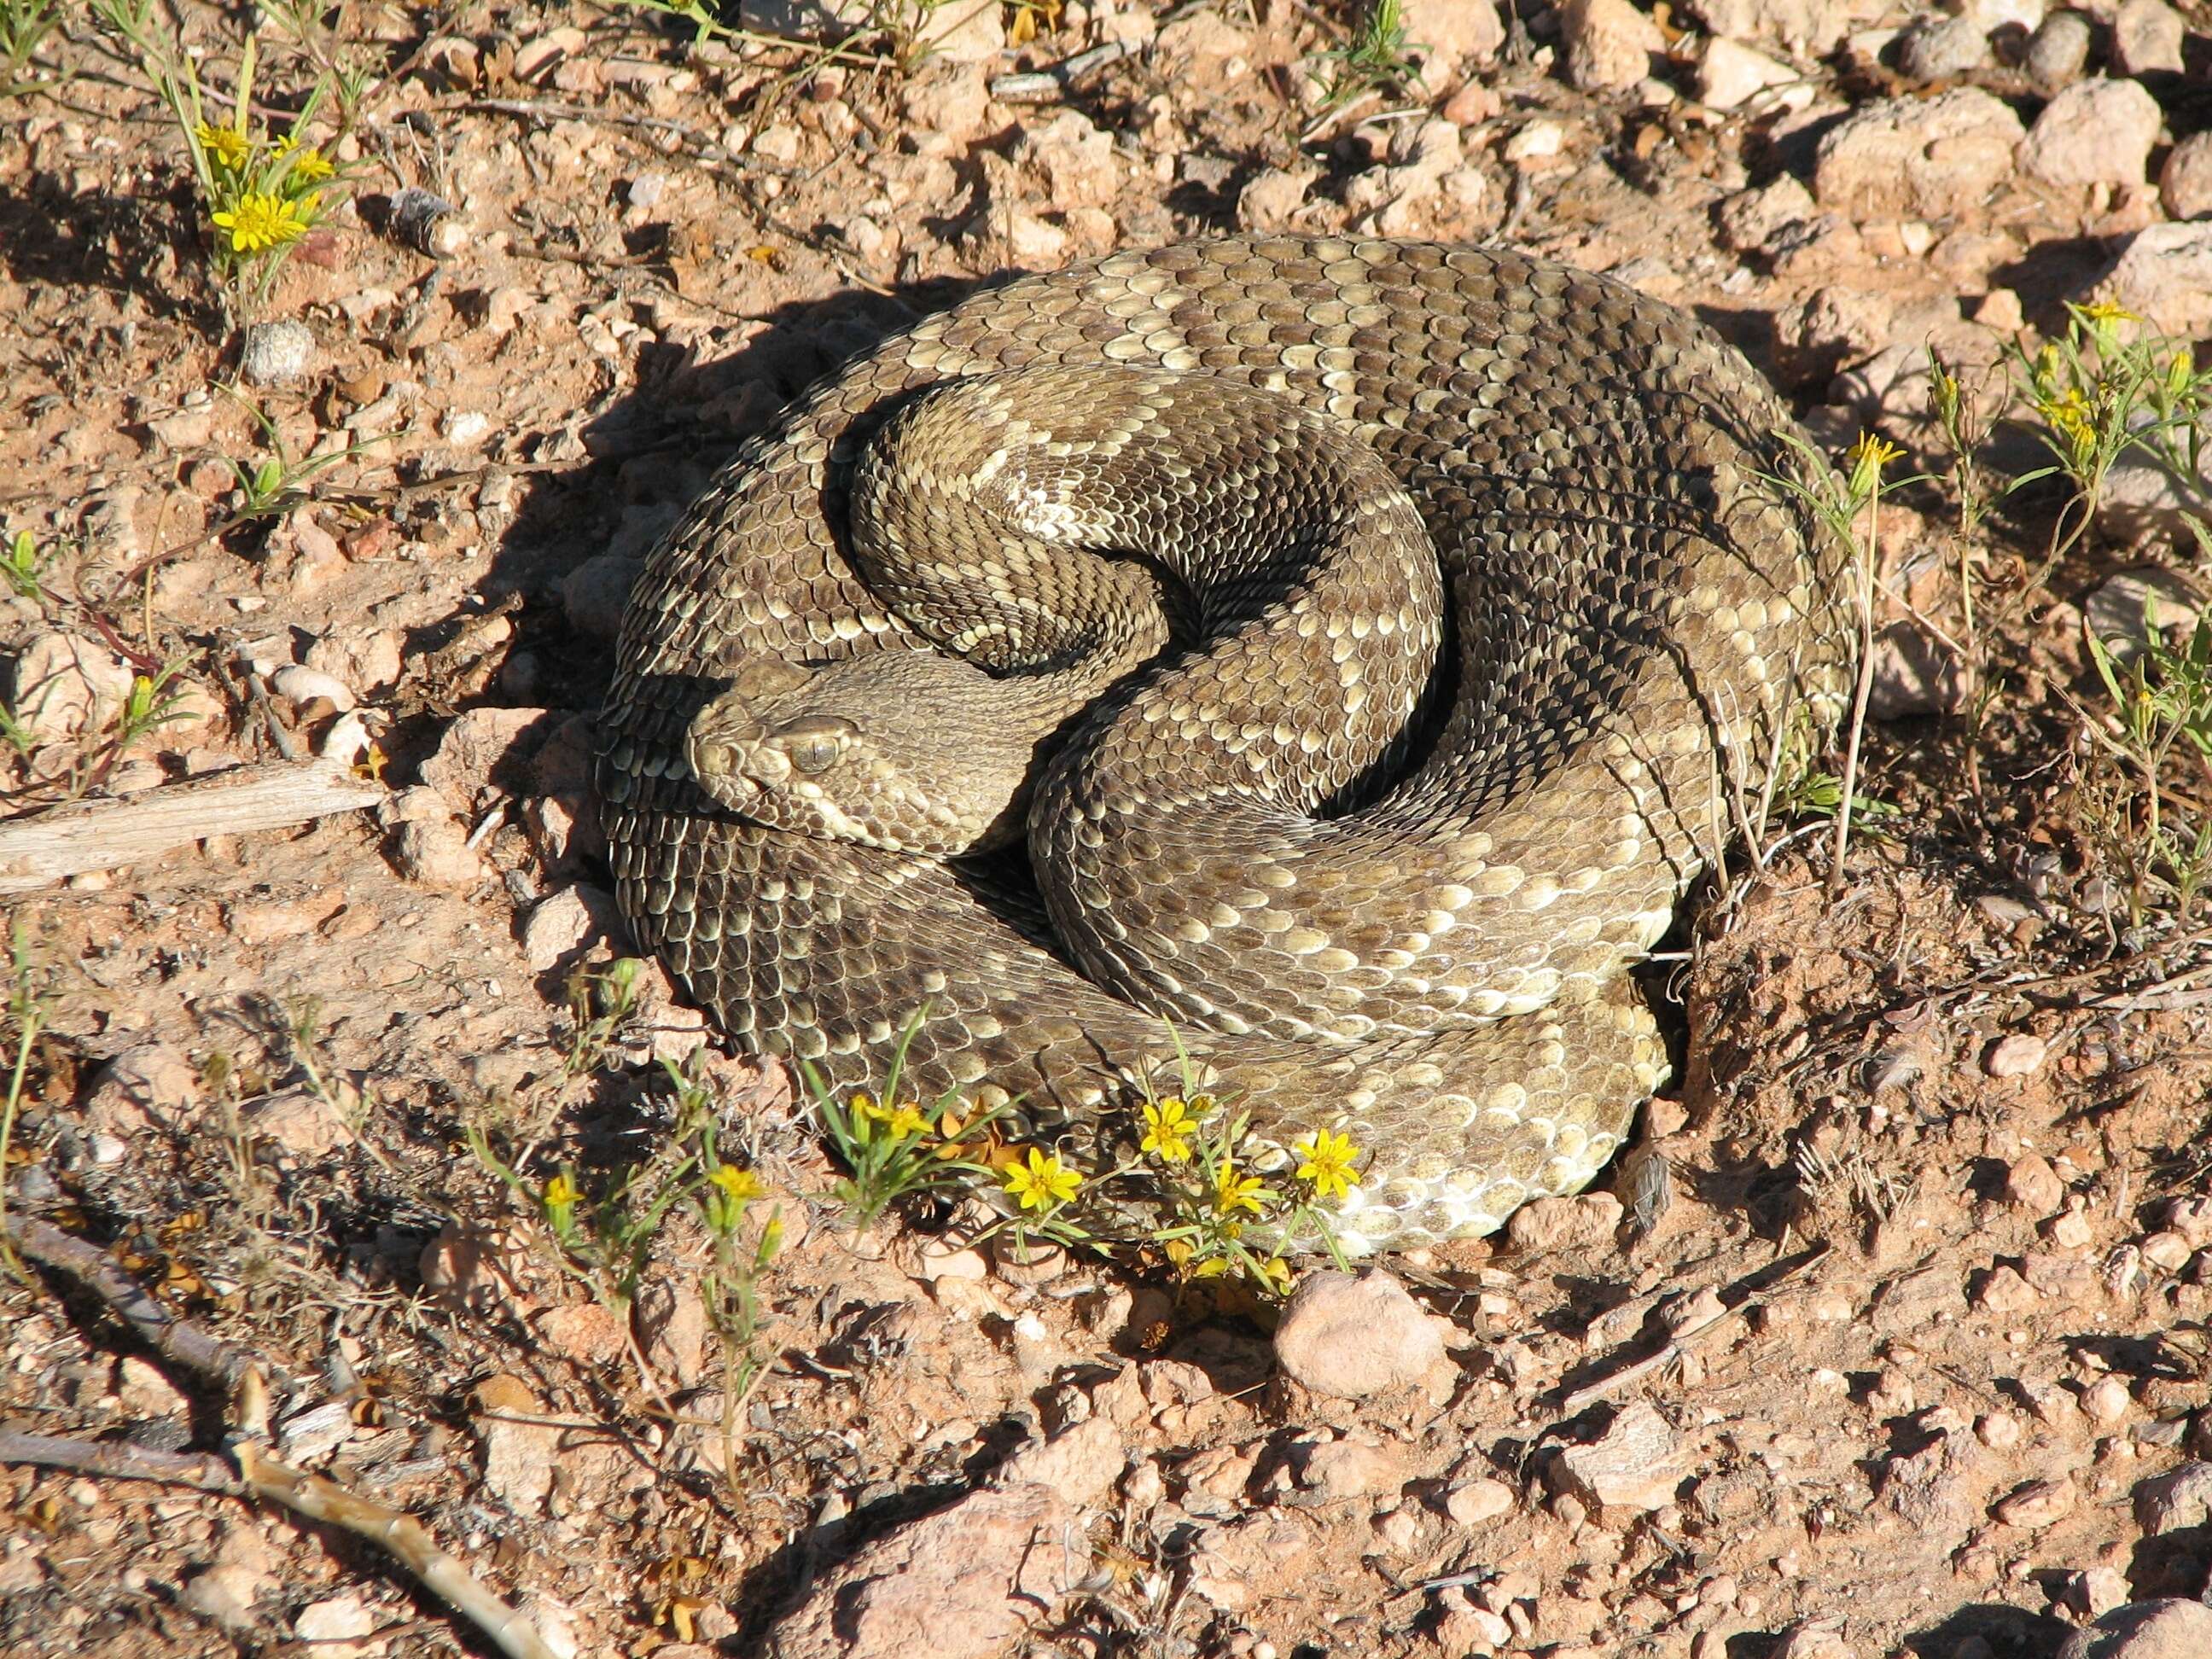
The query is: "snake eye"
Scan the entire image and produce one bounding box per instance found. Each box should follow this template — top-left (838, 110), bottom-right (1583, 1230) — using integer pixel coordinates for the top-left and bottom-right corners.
top-left (772, 715), bottom-right (854, 776)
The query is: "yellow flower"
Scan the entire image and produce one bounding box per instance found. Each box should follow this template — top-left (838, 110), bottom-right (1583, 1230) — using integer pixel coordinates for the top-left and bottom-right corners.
top-left (707, 1164), bottom-right (763, 1202)
top-left (2040, 386), bottom-right (2095, 445)
top-left (1141, 1097), bottom-right (1195, 1163)
top-left (1003, 1148), bottom-right (1081, 1212)
top-left (274, 132), bottom-right (335, 182)
top-left (1844, 431), bottom-right (1904, 473)
top-left (851, 1091), bottom-right (886, 1121)
top-left (195, 120), bottom-right (250, 170)
top-left (885, 1103), bottom-right (928, 1138)
top-left (542, 1172), bottom-right (579, 1225)
top-left (1255, 1255), bottom-right (1295, 1294)
top-left (2079, 299), bottom-right (2138, 329)
top-left (1291, 1128), bottom-right (1361, 1202)
top-left (211, 191), bottom-right (315, 253)
top-left (1213, 1156), bottom-right (1269, 1218)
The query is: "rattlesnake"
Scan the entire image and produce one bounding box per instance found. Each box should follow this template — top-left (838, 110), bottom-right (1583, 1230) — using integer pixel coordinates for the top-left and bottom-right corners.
top-left (595, 236), bottom-right (1851, 1253)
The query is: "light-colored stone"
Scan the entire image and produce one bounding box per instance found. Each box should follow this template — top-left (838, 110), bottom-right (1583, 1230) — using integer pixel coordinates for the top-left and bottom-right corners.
top-left (1774, 286), bottom-right (1895, 387)
top-left (2111, 0), bottom-right (2186, 74)
top-left (1445, 1477), bottom-right (1515, 1526)
top-left (473, 1374), bottom-right (561, 1514)
top-left (1814, 90), bottom-right (2025, 220)
top-left (2134, 1461), bottom-right (2212, 1533)
top-left (183, 1563), bottom-right (268, 1633)
top-left (294, 1594), bottom-right (383, 1659)
top-left (1682, 0), bottom-right (1848, 54)
top-left (1239, 164), bottom-right (1319, 232)
top-left (391, 813), bottom-right (483, 888)
top-left (1993, 1474), bottom-right (2076, 1527)
top-left (2058, 1598), bottom-right (2212, 1659)
top-left (1560, 0), bottom-right (1665, 92)
top-left (1400, 0), bottom-right (1504, 84)
top-left (521, 885), bottom-right (623, 971)
top-left (2093, 223), bottom-right (2212, 339)
top-left (2021, 78), bottom-right (2163, 189)
top-left (1272, 1270), bottom-right (1450, 1398)
top-left (1504, 1190), bottom-right (1622, 1254)
top-left (2025, 9), bottom-right (2093, 95)
top-left (2161, 133), bottom-right (2212, 221)
top-left (998, 1417), bottom-right (1125, 1509)
top-left (9, 632), bottom-right (135, 746)
top-left (1698, 37), bottom-right (1796, 111)
top-left (1984, 1033), bottom-right (2048, 1078)
top-left (2002, 1152), bottom-right (2065, 1211)
top-left (1897, 15), bottom-right (1991, 83)
top-left (84, 1043), bottom-right (201, 1137)
top-left (240, 320), bottom-right (316, 387)
top-left (1552, 1400), bottom-right (1690, 1516)
top-left (1292, 1435), bottom-right (1406, 1504)
top-left (767, 1483), bottom-right (1081, 1659)
top-left (421, 706), bottom-right (553, 812)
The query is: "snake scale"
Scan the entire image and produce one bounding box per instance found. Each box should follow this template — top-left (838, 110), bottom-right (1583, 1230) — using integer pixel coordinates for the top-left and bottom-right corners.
top-left (595, 236), bottom-right (1851, 1253)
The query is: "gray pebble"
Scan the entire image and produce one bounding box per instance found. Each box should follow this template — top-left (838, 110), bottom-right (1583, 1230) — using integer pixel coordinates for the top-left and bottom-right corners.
top-left (239, 319), bottom-right (316, 387)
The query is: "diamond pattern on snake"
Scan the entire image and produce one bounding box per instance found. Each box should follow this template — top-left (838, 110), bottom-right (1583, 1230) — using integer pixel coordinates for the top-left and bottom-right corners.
top-left (595, 236), bottom-right (1853, 1254)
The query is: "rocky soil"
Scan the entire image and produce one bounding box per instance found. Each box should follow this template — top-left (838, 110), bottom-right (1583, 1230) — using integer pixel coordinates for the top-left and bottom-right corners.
top-left (4, 1), bottom-right (2212, 1656)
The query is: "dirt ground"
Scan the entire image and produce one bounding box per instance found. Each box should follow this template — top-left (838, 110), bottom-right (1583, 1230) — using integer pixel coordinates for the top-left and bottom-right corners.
top-left (5, 1), bottom-right (2212, 1656)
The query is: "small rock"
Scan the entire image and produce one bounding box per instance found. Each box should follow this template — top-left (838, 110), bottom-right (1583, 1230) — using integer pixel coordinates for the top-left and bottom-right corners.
top-left (2161, 134), bottom-right (2212, 221)
top-left (2065, 1566), bottom-right (2131, 1619)
top-left (1290, 1435), bottom-right (1405, 1504)
top-left (2110, 0), bottom-right (2186, 74)
top-left (899, 61), bottom-right (991, 155)
top-left (270, 664), bottom-right (358, 713)
top-left (473, 1374), bottom-right (560, 1514)
top-left (2088, 568), bottom-right (2209, 665)
top-left (521, 885), bottom-right (623, 972)
top-left (636, 1280), bottom-right (707, 1388)
top-left (513, 27), bottom-right (585, 84)
top-left (1444, 1477), bottom-right (1516, 1527)
top-left (2020, 79), bottom-right (2163, 189)
top-left (2166, 1196), bottom-right (2212, 1248)
top-left (1773, 1627), bottom-right (1854, 1659)
top-left (1773, 286), bottom-right (1895, 387)
top-left (1993, 1475), bottom-right (2077, 1528)
top-left (1552, 1400), bottom-right (1689, 1516)
top-left (1984, 1033), bottom-right (2048, 1078)
top-left (1697, 37), bottom-right (1795, 110)
top-left (247, 1086), bottom-right (358, 1158)
top-left (2058, 1598), bottom-right (2212, 1659)
top-left (1272, 1270), bottom-right (1449, 1399)
top-left (1399, 0), bottom-right (1504, 84)
top-left (239, 319), bottom-right (316, 387)
top-left (1238, 164), bottom-right (1319, 232)
top-left (421, 707), bottom-right (554, 811)
top-left (276, 1398), bottom-right (355, 1463)
top-left (1975, 1264), bottom-right (2038, 1312)
top-left (294, 1594), bottom-right (381, 1659)
top-left (84, 1043), bottom-right (201, 1137)
top-left (998, 1417), bottom-right (1125, 1509)
top-left (2024, 9), bottom-right (2094, 96)
top-left (766, 1483), bottom-right (1080, 1659)
top-left (2003, 1153), bottom-right (2066, 1211)
top-left (2093, 223), bottom-right (2212, 339)
top-left (391, 814), bottom-right (483, 888)
top-left (1682, 0), bottom-right (1848, 55)
top-left (2082, 1375), bottom-right (2133, 1424)
top-left (1897, 15), bottom-right (1991, 83)
top-left (1504, 1190), bottom-right (1622, 1254)
top-left (1866, 620), bottom-right (1965, 719)
top-left (1814, 89), bottom-right (2026, 221)
top-left (1559, 0), bottom-right (1665, 91)
top-left (533, 1301), bottom-right (628, 1365)
top-left (2133, 1461), bottom-right (2212, 1533)
top-left (114, 1355), bottom-right (190, 1420)
top-left (9, 632), bottom-right (135, 745)
top-left (183, 1563), bottom-right (268, 1633)
top-left (2141, 1231), bottom-right (2193, 1271)
top-left (1713, 173), bottom-right (1819, 253)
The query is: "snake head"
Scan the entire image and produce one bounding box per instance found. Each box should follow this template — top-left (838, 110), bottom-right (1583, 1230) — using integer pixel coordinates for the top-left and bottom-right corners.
top-left (682, 655), bottom-right (1035, 855)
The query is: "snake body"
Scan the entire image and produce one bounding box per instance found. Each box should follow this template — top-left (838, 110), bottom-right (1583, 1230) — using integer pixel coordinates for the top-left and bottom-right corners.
top-left (596, 236), bottom-right (1850, 1253)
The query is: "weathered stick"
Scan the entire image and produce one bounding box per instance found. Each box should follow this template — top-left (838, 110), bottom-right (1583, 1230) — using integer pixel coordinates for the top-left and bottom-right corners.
top-left (0, 758), bottom-right (384, 894)
top-left (2, 1216), bottom-right (558, 1659)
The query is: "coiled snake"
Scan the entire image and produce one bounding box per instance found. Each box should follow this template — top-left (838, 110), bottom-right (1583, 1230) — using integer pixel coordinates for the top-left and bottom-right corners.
top-left (596, 236), bottom-right (1850, 1253)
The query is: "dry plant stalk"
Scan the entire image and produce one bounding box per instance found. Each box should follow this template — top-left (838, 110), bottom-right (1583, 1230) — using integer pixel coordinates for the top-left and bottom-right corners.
top-left (1, 1214), bottom-right (556, 1659)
